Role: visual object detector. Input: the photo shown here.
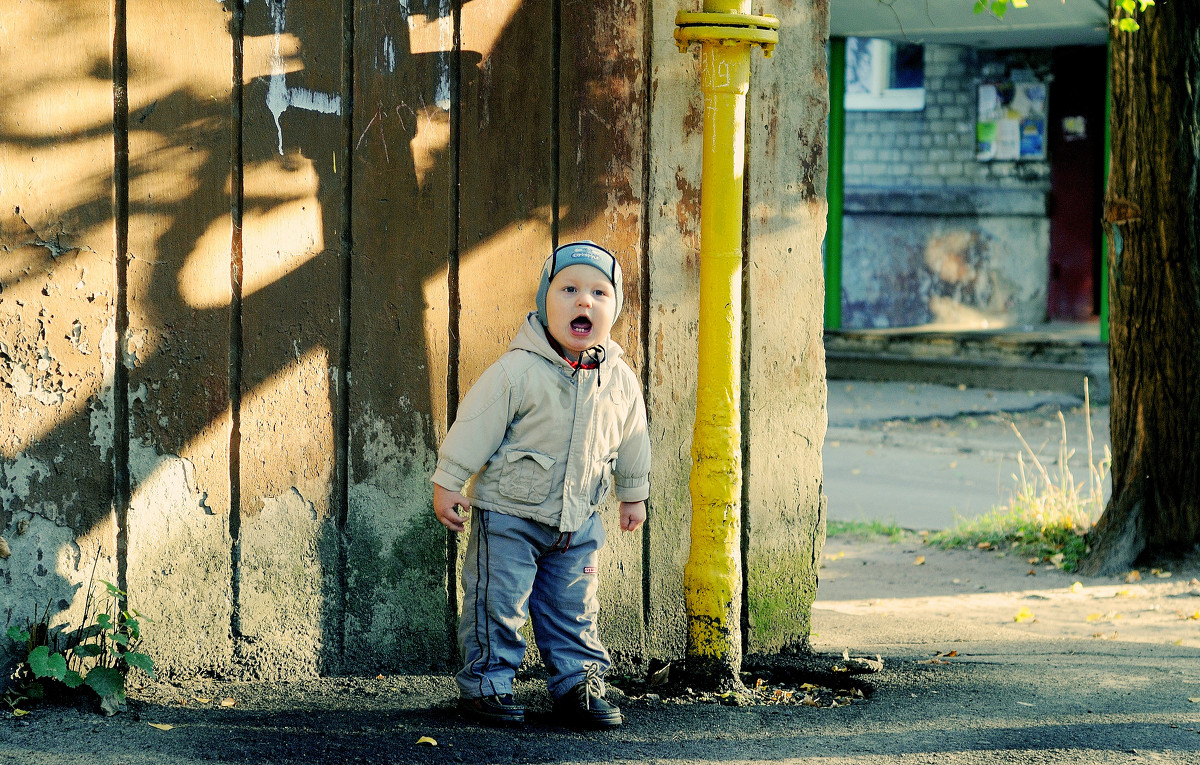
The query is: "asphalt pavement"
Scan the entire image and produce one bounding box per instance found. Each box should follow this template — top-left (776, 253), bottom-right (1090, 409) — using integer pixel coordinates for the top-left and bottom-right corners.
top-left (824, 380), bottom-right (1110, 531)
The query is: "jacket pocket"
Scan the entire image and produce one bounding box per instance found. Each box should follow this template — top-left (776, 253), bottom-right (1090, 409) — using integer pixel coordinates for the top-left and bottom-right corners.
top-left (498, 449), bottom-right (557, 504)
top-left (591, 456), bottom-right (616, 506)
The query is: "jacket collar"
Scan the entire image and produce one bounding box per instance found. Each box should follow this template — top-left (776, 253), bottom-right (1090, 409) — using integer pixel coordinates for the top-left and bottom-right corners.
top-left (509, 311), bottom-right (622, 372)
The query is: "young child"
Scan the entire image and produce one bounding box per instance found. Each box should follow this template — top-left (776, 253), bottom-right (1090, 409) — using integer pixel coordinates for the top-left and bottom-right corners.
top-left (431, 241), bottom-right (651, 728)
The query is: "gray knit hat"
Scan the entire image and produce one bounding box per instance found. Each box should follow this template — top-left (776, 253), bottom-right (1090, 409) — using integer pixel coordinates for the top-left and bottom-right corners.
top-left (535, 241), bottom-right (623, 327)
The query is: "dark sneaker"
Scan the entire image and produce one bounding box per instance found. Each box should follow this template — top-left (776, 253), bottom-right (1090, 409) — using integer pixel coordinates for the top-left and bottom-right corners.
top-left (458, 694), bottom-right (525, 725)
top-left (553, 664), bottom-right (623, 728)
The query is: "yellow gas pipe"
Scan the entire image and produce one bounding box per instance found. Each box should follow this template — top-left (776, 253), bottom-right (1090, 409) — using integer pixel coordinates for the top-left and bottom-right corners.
top-left (675, 4), bottom-right (777, 677)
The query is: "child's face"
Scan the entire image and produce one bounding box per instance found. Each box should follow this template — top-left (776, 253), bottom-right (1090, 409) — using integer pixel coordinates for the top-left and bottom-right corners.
top-left (544, 263), bottom-right (617, 361)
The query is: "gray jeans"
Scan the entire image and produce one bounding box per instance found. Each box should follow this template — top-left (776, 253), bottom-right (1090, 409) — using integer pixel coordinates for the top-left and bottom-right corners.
top-left (456, 508), bottom-right (610, 700)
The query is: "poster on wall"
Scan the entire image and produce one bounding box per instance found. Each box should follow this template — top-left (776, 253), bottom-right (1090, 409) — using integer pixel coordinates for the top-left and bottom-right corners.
top-left (977, 80), bottom-right (1047, 161)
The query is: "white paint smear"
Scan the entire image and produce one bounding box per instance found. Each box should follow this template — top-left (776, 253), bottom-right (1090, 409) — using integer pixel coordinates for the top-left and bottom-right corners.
top-left (382, 36), bottom-right (396, 73)
top-left (265, 0), bottom-right (343, 155)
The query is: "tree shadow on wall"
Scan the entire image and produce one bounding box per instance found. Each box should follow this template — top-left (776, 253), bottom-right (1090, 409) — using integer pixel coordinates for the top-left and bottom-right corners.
top-left (1, 0), bottom-right (624, 679)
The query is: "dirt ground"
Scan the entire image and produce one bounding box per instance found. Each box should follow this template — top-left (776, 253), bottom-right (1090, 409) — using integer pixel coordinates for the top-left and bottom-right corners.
top-left (814, 533), bottom-right (1200, 651)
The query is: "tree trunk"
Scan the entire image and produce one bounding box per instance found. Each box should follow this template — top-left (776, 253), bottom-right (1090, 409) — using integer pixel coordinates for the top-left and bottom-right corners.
top-left (1078, 1), bottom-right (1200, 576)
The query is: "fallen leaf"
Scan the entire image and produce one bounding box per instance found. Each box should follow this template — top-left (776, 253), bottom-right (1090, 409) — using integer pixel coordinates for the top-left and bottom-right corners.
top-left (376, 674), bottom-right (385, 680)
top-left (220, 698), bottom-right (236, 708)
top-left (148, 723), bottom-right (175, 731)
top-left (1190, 698), bottom-right (1200, 704)
top-left (1115, 589), bottom-right (1137, 599)
top-left (914, 556), bottom-right (926, 566)
top-left (977, 542), bottom-right (993, 550)
top-left (1183, 610), bottom-right (1200, 621)
top-left (1070, 582), bottom-right (1084, 594)
top-left (1027, 569), bottom-right (1037, 576)
top-left (1014, 607), bottom-right (1036, 623)
top-left (1086, 613), bottom-right (1103, 622)
top-left (648, 661), bottom-right (672, 687)
top-left (416, 736), bottom-right (438, 746)
top-left (826, 551), bottom-right (846, 561)
top-left (194, 697), bottom-right (211, 704)
top-left (1017, 701), bottom-right (1035, 707)
top-left (1151, 568), bottom-right (1173, 579)
top-left (1125, 570), bottom-right (1142, 583)
top-left (12, 709), bottom-right (29, 717)
top-left (1027, 557), bottom-right (1041, 565)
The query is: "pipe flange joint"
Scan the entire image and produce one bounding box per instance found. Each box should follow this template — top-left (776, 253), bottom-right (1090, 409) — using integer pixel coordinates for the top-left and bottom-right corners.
top-left (674, 11), bottom-right (779, 57)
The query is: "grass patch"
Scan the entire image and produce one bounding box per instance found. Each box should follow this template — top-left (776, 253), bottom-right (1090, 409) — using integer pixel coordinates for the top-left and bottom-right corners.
top-left (827, 519), bottom-right (910, 542)
top-left (929, 385), bottom-right (1110, 572)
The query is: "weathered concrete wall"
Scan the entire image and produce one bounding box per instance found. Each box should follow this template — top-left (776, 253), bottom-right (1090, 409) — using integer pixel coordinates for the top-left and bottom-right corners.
top-left (1, 0), bottom-right (120, 677)
top-left (124, 0), bottom-right (236, 679)
top-left (840, 45), bottom-right (1054, 330)
top-left (743, 2), bottom-right (829, 654)
top-left (2, 0), bottom-right (828, 684)
top-left (842, 188), bottom-right (1050, 329)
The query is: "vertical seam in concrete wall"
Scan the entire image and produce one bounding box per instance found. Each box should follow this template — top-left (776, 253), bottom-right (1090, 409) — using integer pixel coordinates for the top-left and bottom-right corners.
top-left (550, 0), bottom-right (561, 248)
top-left (335, 0), bottom-right (356, 670)
top-left (112, 0), bottom-right (131, 600)
top-left (738, 99), bottom-right (753, 657)
top-left (445, 0), bottom-right (464, 660)
top-left (639, 0), bottom-right (654, 637)
top-left (229, 0), bottom-right (245, 639)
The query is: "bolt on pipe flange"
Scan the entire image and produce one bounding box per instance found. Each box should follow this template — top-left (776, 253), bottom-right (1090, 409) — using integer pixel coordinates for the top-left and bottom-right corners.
top-left (674, 11), bottom-right (779, 56)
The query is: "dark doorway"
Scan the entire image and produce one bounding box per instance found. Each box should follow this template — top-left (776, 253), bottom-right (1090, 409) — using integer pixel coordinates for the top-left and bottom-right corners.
top-left (1047, 46), bottom-right (1107, 321)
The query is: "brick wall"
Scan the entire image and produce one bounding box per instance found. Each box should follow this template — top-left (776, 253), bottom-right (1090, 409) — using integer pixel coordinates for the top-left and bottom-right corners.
top-left (844, 45), bottom-right (1052, 190)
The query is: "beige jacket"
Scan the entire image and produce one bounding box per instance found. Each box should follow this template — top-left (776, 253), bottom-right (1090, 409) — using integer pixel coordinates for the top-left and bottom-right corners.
top-left (431, 313), bottom-right (651, 532)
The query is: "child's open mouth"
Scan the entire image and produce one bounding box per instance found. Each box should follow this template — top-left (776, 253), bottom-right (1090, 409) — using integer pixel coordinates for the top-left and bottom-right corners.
top-left (570, 316), bottom-right (593, 335)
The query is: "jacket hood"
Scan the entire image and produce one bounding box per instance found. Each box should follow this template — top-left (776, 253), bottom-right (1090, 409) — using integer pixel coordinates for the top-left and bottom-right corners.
top-left (510, 311), bottom-right (623, 370)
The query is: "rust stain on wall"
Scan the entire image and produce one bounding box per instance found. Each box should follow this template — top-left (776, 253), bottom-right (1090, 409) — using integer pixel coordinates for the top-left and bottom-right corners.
top-left (675, 166), bottom-right (701, 254)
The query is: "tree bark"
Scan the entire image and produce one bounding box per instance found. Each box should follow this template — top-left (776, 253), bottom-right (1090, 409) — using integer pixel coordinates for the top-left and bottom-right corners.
top-left (1078, 1), bottom-right (1200, 576)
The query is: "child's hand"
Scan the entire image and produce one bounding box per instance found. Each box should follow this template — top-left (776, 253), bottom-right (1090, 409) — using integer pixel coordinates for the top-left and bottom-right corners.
top-left (619, 501), bottom-right (646, 532)
top-left (433, 483), bottom-right (471, 533)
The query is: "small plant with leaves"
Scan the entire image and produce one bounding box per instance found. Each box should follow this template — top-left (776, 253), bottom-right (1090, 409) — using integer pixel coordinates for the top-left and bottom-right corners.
top-left (4, 579), bottom-right (155, 716)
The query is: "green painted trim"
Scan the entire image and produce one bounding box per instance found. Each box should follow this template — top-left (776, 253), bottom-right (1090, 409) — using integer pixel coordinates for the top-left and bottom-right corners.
top-left (825, 37), bottom-right (846, 330)
top-left (1100, 39), bottom-right (1111, 344)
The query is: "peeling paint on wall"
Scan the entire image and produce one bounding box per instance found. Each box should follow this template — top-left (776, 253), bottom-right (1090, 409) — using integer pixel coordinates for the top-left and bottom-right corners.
top-left (235, 485), bottom-right (339, 679)
top-left (1, 516), bottom-right (115, 666)
top-left (127, 436), bottom-right (232, 677)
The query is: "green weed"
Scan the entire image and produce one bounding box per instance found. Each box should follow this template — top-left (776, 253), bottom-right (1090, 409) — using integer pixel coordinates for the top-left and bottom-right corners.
top-left (827, 519), bottom-right (910, 543)
top-left (3, 561), bottom-right (155, 717)
top-left (930, 383), bottom-right (1110, 572)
